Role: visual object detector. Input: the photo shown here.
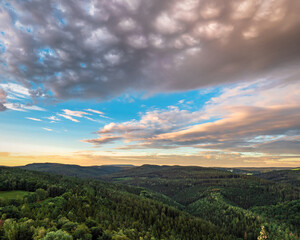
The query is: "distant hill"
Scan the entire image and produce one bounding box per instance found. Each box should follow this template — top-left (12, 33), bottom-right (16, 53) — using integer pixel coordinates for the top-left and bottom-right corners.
top-left (18, 163), bottom-right (135, 178)
top-left (256, 168), bottom-right (300, 187)
top-left (101, 164), bottom-right (300, 237)
top-left (215, 167), bottom-right (296, 175)
top-left (101, 164), bottom-right (235, 180)
top-left (101, 164), bottom-right (300, 208)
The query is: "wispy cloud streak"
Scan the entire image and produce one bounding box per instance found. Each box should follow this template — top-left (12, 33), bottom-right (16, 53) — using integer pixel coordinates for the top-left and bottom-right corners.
top-left (26, 117), bottom-right (42, 122)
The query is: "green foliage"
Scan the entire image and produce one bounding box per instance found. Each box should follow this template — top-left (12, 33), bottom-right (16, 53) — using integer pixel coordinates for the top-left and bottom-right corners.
top-left (251, 199), bottom-right (300, 234)
top-left (257, 169), bottom-right (300, 187)
top-left (2, 219), bottom-right (34, 240)
top-left (35, 189), bottom-right (48, 201)
top-left (188, 191), bottom-right (261, 239)
top-left (103, 165), bottom-right (300, 239)
top-left (20, 163), bottom-right (133, 179)
top-left (103, 165), bottom-right (300, 208)
top-left (42, 230), bottom-right (73, 240)
top-left (0, 167), bottom-right (232, 240)
top-left (0, 166), bottom-right (299, 240)
top-left (73, 224), bottom-right (92, 240)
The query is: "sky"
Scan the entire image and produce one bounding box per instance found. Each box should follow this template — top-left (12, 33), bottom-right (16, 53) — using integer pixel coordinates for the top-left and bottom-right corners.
top-left (0, 0), bottom-right (300, 167)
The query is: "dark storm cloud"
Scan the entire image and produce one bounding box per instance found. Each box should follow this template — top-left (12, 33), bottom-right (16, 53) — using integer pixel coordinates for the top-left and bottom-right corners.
top-left (0, 104), bottom-right (6, 111)
top-left (0, 0), bottom-right (300, 100)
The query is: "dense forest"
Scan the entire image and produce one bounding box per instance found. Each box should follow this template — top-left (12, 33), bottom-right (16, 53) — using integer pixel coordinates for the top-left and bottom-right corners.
top-left (101, 165), bottom-right (300, 239)
top-left (256, 169), bottom-right (300, 187)
top-left (19, 163), bottom-right (134, 179)
top-left (0, 165), bottom-right (299, 239)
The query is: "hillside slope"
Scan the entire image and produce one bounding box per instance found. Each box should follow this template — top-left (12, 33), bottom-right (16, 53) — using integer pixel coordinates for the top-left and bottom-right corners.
top-left (101, 164), bottom-right (300, 239)
top-left (3, 165), bottom-right (299, 239)
top-left (255, 168), bottom-right (300, 187)
top-left (19, 163), bottom-right (134, 178)
top-left (101, 165), bottom-right (300, 208)
top-left (0, 167), bottom-right (232, 240)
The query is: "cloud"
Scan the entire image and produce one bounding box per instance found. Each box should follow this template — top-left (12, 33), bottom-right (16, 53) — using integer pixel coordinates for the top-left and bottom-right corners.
top-left (156, 106), bottom-right (300, 147)
top-left (0, 88), bottom-right (7, 111)
top-left (26, 117), bottom-right (42, 122)
top-left (85, 109), bottom-right (105, 115)
top-left (42, 128), bottom-right (53, 131)
top-left (83, 80), bottom-right (300, 156)
top-left (3, 102), bottom-right (46, 112)
top-left (252, 139), bottom-right (300, 155)
top-left (0, 104), bottom-right (5, 112)
top-left (46, 116), bottom-right (60, 121)
top-left (57, 113), bottom-right (80, 122)
top-left (0, 0), bottom-right (299, 101)
top-left (84, 116), bottom-right (98, 122)
top-left (0, 88), bottom-right (8, 100)
top-left (99, 115), bottom-right (112, 120)
top-left (62, 109), bottom-right (91, 117)
top-left (0, 83), bottom-right (30, 100)
top-left (23, 105), bottom-right (46, 111)
top-left (0, 83), bottom-right (46, 111)
top-left (82, 136), bottom-right (122, 145)
top-left (224, 138), bottom-right (300, 155)
top-left (85, 105), bottom-right (206, 146)
top-left (58, 109), bottom-right (102, 122)
top-left (56, 109), bottom-right (91, 122)
top-left (58, 108), bottom-right (109, 122)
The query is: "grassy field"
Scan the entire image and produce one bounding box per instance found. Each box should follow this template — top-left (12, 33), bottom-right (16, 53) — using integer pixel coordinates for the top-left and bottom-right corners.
top-left (0, 190), bottom-right (29, 200)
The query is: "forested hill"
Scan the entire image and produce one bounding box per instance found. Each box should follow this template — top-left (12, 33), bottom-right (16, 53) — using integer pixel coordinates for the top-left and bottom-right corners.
top-left (101, 165), bottom-right (300, 209)
top-left (101, 165), bottom-right (300, 239)
top-left (255, 168), bottom-right (300, 187)
top-left (2, 165), bottom-right (299, 239)
top-left (18, 163), bottom-right (135, 178)
top-left (0, 167), bottom-right (232, 239)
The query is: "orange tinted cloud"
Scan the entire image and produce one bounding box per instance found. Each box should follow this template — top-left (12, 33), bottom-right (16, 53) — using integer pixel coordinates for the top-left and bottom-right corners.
top-left (83, 80), bottom-right (300, 158)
